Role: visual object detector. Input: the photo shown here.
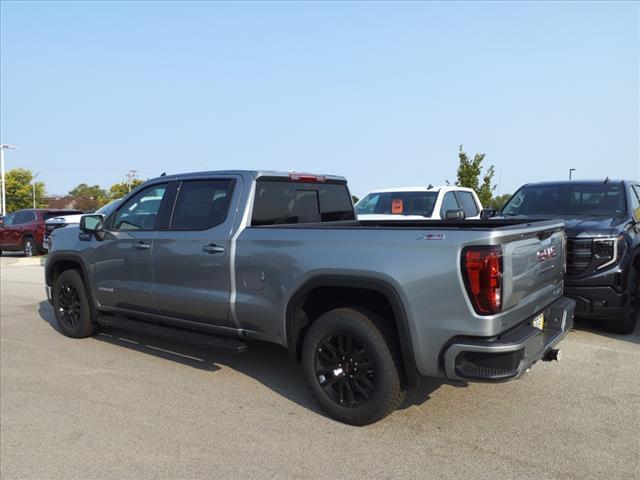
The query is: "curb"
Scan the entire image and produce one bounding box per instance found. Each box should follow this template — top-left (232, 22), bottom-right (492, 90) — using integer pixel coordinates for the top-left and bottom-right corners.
top-left (1, 256), bottom-right (47, 266)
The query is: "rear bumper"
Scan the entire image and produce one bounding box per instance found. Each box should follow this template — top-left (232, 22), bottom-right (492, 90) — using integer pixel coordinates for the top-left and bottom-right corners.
top-left (443, 297), bottom-right (575, 382)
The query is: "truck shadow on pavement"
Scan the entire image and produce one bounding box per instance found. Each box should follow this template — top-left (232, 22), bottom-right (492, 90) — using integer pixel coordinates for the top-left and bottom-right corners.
top-left (572, 316), bottom-right (640, 345)
top-left (38, 301), bottom-right (444, 420)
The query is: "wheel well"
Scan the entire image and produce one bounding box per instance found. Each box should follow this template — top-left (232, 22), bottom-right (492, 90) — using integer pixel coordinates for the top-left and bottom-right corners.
top-left (49, 260), bottom-right (84, 286)
top-left (287, 284), bottom-right (417, 387)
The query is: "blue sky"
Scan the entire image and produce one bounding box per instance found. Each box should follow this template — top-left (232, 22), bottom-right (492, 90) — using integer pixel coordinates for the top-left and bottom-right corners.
top-left (1, 1), bottom-right (638, 198)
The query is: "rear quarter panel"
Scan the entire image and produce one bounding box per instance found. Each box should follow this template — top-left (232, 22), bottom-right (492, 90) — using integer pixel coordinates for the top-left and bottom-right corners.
top-left (234, 220), bottom-right (565, 377)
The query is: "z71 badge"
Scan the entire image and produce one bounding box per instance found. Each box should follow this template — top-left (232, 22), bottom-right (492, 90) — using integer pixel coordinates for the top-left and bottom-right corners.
top-left (417, 233), bottom-right (445, 241)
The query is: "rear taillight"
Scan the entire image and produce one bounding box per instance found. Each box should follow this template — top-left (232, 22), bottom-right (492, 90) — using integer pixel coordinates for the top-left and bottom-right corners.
top-left (462, 246), bottom-right (503, 315)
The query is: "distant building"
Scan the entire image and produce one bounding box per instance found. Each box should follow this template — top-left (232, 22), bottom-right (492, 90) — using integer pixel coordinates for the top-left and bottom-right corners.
top-left (46, 196), bottom-right (79, 209)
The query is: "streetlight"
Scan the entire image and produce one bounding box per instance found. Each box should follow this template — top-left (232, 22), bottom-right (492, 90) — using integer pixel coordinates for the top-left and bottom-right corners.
top-left (32, 172), bottom-right (41, 208)
top-left (569, 168), bottom-right (576, 180)
top-left (0, 144), bottom-right (17, 216)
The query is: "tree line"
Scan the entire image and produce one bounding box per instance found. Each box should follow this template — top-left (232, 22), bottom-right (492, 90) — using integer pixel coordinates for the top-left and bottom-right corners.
top-left (3, 148), bottom-right (511, 214)
top-left (2, 168), bottom-right (145, 213)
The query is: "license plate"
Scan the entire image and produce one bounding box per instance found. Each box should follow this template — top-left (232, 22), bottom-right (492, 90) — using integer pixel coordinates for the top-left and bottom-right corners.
top-left (532, 313), bottom-right (545, 330)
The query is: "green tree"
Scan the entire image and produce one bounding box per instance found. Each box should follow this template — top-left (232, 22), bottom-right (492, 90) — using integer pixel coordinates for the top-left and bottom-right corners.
top-left (5, 168), bottom-right (47, 212)
top-left (108, 179), bottom-right (144, 199)
top-left (486, 193), bottom-right (512, 211)
top-left (69, 183), bottom-right (108, 211)
top-left (455, 145), bottom-right (496, 206)
top-left (351, 195), bottom-right (359, 204)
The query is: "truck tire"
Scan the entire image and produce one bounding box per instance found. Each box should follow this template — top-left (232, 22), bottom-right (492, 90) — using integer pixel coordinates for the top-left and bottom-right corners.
top-left (606, 268), bottom-right (639, 335)
top-left (22, 237), bottom-right (36, 257)
top-left (52, 270), bottom-right (95, 338)
top-left (301, 307), bottom-right (406, 425)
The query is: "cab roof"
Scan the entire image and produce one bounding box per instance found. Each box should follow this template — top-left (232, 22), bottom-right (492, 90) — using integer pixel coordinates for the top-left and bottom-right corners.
top-left (521, 179), bottom-right (630, 188)
top-left (367, 185), bottom-right (476, 194)
top-left (147, 170), bottom-right (347, 184)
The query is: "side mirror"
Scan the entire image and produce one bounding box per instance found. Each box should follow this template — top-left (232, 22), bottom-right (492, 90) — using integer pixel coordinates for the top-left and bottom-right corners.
top-left (80, 214), bottom-right (104, 237)
top-left (445, 209), bottom-right (466, 221)
top-left (480, 208), bottom-right (498, 220)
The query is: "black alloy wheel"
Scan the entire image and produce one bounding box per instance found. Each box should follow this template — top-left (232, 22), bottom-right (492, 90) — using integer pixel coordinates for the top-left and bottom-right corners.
top-left (630, 269), bottom-right (639, 322)
top-left (314, 332), bottom-right (376, 408)
top-left (301, 307), bottom-right (405, 425)
top-left (52, 269), bottom-right (95, 338)
top-left (606, 267), bottom-right (639, 335)
top-left (57, 283), bottom-right (81, 329)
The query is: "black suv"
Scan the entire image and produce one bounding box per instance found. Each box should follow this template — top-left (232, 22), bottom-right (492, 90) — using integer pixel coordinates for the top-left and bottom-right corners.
top-left (497, 180), bottom-right (640, 334)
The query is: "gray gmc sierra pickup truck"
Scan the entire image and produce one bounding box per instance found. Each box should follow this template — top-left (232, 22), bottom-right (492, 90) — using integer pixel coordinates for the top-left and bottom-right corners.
top-left (45, 170), bottom-right (575, 425)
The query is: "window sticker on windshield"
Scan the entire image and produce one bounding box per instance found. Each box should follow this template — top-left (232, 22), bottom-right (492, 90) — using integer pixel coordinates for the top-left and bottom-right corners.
top-left (392, 199), bottom-right (403, 214)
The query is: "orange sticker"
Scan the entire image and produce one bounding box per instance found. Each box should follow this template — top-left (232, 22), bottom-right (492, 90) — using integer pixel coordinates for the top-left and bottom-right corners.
top-left (392, 198), bottom-right (403, 214)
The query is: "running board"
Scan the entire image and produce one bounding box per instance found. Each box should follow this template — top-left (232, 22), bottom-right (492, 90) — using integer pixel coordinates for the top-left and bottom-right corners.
top-left (96, 315), bottom-right (248, 353)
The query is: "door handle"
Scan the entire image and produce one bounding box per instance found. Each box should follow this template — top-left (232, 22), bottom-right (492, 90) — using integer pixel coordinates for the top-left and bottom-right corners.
top-left (202, 244), bottom-right (225, 254)
top-left (133, 241), bottom-right (151, 250)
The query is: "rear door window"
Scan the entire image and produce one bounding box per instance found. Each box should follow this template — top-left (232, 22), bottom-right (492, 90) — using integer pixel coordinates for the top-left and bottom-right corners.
top-left (170, 180), bottom-right (235, 230)
top-left (455, 191), bottom-right (479, 217)
top-left (252, 180), bottom-right (355, 226)
top-left (2, 212), bottom-right (16, 225)
top-left (439, 192), bottom-right (460, 218)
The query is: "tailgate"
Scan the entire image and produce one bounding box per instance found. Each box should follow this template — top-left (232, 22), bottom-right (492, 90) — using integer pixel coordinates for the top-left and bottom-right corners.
top-left (500, 223), bottom-right (566, 329)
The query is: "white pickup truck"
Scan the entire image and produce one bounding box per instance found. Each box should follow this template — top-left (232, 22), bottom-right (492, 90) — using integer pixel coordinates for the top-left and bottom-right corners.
top-left (355, 185), bottom-right (483, 221)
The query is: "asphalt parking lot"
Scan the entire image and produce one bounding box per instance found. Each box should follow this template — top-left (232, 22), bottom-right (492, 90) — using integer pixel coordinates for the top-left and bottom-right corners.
top-left (1, 255), bottom-right (639, 480)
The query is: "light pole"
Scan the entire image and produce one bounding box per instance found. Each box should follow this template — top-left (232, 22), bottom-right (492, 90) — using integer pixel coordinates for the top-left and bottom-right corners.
top-left (569, 168), bottom-right (576, 180)
top-left (125, 169), bottom-right (138, 192)
top-left (32, 172), bottom-right (41, 208)
top-left (0, 144), bottom-right (17, 216)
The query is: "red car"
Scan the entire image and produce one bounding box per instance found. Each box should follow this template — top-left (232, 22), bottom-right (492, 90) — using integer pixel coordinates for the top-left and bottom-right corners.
top-left (0, 209), bottom-right (83, 256)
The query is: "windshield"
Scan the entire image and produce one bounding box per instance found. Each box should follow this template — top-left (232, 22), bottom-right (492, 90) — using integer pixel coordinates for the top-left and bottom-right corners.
top-left (356, 191), bottom-right (438, 217)
top-left (96, 198), bottom-right (122, 216)
top-left (2, 212), bottom-right (16, 226)
top-left (502, 184), bottom-right (626, 217)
